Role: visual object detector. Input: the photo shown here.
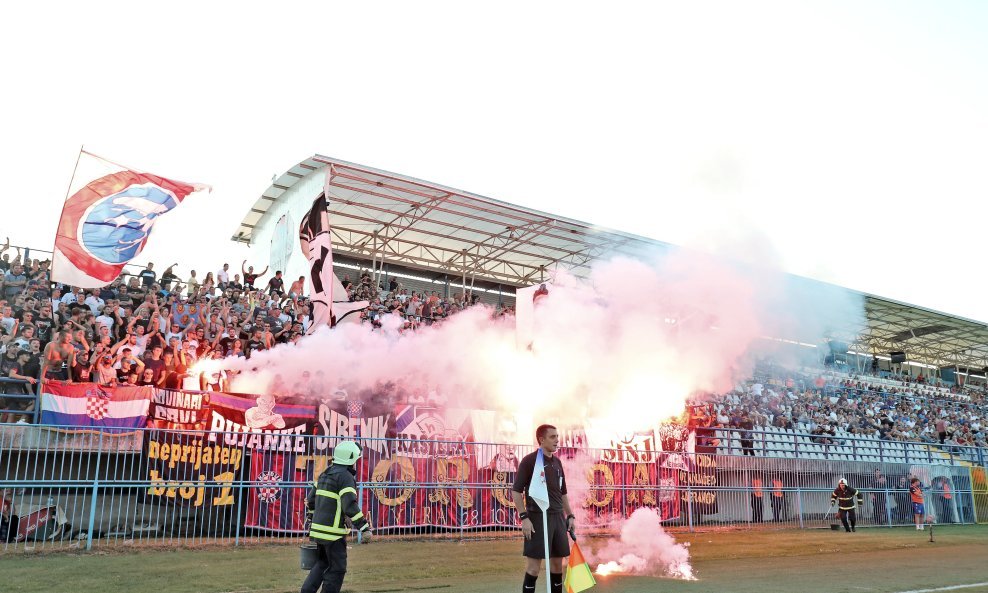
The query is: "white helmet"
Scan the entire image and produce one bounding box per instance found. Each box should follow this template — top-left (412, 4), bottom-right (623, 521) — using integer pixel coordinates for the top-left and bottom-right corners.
top-left (838, 477), bottom-right (847, 486)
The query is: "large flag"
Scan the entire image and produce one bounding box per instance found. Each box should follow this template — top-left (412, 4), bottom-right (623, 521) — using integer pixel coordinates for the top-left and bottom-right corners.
top-left (299, 172), bottom-right (368, 332)
top-left (299, 191), bottom-right (334, 331)
top-left (529, 448), bottom-right (550, 511)
top-left (565, 539), bottom-right (597, 593)
top-left (52, 151), bottom-right (208, 288)
top-left (39, 381), bottom-right (152, 434)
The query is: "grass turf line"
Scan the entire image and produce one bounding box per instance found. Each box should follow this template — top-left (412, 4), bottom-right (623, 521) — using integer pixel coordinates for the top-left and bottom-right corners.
top-left (3, 525), bottom-right (987, 593)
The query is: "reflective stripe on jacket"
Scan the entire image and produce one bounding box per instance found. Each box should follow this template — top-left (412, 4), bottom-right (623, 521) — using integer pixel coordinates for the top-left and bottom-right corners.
top-left (306, 464), bottom-right (370, 542)
top-left (831, 486), bottom-right (863, 510)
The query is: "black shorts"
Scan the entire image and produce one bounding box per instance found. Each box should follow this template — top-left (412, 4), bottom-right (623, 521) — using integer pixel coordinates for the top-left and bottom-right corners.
top-left (523, 512), bottom-right (570, 559)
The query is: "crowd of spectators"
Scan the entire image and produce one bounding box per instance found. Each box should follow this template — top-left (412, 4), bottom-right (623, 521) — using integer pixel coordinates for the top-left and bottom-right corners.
top-left (691, 367), bottom-right (988, 452)
top-left (342, 270), bottom-right (510, 331)
top-left (0, 241), bottom-right (496, 421)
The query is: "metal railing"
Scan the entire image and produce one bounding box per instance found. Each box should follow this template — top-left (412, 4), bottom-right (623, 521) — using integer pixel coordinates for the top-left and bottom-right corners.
top-left (0, 378), bottom-right (37, 424)
top-left (703, 427), bottom-right (987, 467)
top-left (1, 425), bottom-right (984, 552)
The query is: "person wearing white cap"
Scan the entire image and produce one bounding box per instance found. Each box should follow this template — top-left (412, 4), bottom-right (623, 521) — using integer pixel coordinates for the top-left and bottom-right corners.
top-left (830, 478), bottom-right (864, 532)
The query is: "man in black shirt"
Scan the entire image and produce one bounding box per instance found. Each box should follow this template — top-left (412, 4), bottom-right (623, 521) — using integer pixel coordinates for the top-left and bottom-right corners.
top-left (139, 263), bottom-right (157, 288)
top-left (245, 329), bottom-right (265, 359)
top-left (266, 271), bottom-right (285, 297)
top-left (512, 424), bottom-right (576, 593)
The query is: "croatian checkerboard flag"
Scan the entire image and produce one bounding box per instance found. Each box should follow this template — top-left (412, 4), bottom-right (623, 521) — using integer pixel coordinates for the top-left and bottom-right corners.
top-left (40, 381), bottom-right (151, 433)
top-left (52, 151), bottom-right (209, 288)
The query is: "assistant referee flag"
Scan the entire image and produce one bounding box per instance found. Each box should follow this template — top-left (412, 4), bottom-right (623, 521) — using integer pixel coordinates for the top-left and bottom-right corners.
top-left (565, 539), bottom-right (596, 592)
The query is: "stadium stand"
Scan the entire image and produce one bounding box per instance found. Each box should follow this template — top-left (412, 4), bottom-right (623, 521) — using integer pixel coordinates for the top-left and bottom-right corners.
top-left (1, 240), bottom-right (984, 462)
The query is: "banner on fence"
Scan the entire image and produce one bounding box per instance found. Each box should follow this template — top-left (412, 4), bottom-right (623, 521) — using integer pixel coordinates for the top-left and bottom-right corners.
top-left (312, 401), bottom-right (390, 455)
top-left (148, 388), bottom-right (211, 429)
top-left (145, 430), bottom-right (245, 509)
top-left (208, 392), bottom-right (313, 452)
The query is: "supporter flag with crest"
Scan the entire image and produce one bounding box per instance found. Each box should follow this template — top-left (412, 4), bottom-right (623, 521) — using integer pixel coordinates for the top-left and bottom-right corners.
top-left (245, 450), bottom-right (308, 533)
top-left (52, 150), bottom-right (209, 288)
top-left (39, 381), bottom-right (152, 433)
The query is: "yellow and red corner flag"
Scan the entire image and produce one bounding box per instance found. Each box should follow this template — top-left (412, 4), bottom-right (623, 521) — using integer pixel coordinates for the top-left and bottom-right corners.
top-left (565, 539), bottom-right (596, 593)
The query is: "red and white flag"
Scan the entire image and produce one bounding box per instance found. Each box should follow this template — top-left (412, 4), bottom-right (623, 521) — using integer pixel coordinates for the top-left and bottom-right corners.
top-left (52, 151), bottom-right (209, 288)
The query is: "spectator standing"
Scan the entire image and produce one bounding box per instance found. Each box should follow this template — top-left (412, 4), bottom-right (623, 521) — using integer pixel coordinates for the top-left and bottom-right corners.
top-left (217, 263), bottom-right (230, 288)
top-left (84, 290), bottom-right (105, 315)
top-left (138, 263), bottom-right (157, 288)
top-left (266, 271), bottom-right (285, 297)
top-left (242, 261), bottom-right (268, 290)
top-left (739, 411), bottom-right (755, 456)
top-left (910, 478), bottom-right (926, 530)
top-left (4, 265), bottom-right (26, 299)
top-left (185, 271), bottom-right (200, 296)
top-left (288, 276), bottom-right (305, 300)
top-left (936, 418), bottom-right (948, 443)
top-left (160, 263), bottom-right (180, 287)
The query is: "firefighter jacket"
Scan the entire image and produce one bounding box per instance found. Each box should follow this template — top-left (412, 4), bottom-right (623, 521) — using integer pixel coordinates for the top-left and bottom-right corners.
top-left (831, 486), bottom-right (863, 510)
top-left (306, 464), bottom-right (370, 542)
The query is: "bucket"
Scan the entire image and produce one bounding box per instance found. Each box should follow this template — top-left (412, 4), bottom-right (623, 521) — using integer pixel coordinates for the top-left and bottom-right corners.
top-left (300, 543), bottom-right (319, 570)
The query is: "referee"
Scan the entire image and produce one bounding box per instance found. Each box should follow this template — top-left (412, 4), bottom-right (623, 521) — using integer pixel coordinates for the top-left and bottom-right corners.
top-left (512, 424), bottom-right (577, 593)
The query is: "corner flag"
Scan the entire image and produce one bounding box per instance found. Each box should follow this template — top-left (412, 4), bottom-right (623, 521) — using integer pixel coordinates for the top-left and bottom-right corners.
top-left (529, 449), bottom-right (550, 511)
top-left (565, 539), bottom-right (596, 592)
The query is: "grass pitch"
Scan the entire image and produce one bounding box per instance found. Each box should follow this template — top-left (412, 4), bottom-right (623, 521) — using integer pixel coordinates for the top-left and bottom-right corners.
top-left (4, 526), bottom-right (987, 593)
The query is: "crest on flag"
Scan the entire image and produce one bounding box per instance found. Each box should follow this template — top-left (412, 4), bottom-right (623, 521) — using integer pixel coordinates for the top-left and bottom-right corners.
top-left (256, 471), bottom-right (283, 503)
top-left (85, 386), bottom-right (111, 421)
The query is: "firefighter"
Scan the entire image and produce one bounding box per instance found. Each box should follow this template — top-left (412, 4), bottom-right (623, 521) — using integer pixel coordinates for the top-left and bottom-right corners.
top-left (301, 440), bottom-right (372, 593)
top-left (830, 477), bottom-right (864, 532)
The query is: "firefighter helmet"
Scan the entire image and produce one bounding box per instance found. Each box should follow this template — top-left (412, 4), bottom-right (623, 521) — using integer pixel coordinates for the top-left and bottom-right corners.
top-left (332, 440), bottom-right (362, 466)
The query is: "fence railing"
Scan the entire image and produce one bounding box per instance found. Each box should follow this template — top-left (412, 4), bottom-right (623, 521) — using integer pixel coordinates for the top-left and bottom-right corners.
top-left (704, 426), bottom-right (987, 467)
top-left (1, 424), bottom-right (985, 552)
top-left (0, 378), bottom-right (37, 424)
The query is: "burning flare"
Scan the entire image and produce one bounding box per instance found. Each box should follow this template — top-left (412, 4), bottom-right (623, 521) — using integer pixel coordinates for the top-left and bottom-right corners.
top-left (593, 508), bottom-right (695, 581)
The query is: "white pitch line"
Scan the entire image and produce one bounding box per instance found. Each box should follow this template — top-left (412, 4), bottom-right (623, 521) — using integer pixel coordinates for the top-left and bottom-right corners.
top-left (896, 583), bottom-right (988, 593)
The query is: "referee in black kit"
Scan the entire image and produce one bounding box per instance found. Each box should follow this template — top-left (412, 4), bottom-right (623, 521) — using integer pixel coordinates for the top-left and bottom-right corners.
top-left (512, 424), bottom-right (577, 593)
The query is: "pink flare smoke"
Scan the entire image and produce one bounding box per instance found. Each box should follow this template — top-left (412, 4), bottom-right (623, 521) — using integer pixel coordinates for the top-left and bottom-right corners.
top-left (207, 247), bottom-right (860, 434)
top-left (594, 507), bottom-right (695, 580)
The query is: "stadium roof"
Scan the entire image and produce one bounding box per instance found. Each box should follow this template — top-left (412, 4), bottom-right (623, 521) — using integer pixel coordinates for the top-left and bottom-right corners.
top-left (855, 296), bottom-right (988, 371)
top-left (232, 155), bottom-right (667, 287)
top-left (234, 155), bottom-right (988, 371)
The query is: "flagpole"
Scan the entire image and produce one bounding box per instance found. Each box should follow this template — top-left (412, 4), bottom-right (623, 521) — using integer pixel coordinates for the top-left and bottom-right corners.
top-left (50, 144), bottom-right (84, 285)
top-left (542, 512), bottom-right (551, 593)
top-left (80, 148), bottom-right (143, 174)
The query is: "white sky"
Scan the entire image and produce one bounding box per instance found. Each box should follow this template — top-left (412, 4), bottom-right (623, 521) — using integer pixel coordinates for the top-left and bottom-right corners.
top-left (3, 1), bottom-right (987, 320)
